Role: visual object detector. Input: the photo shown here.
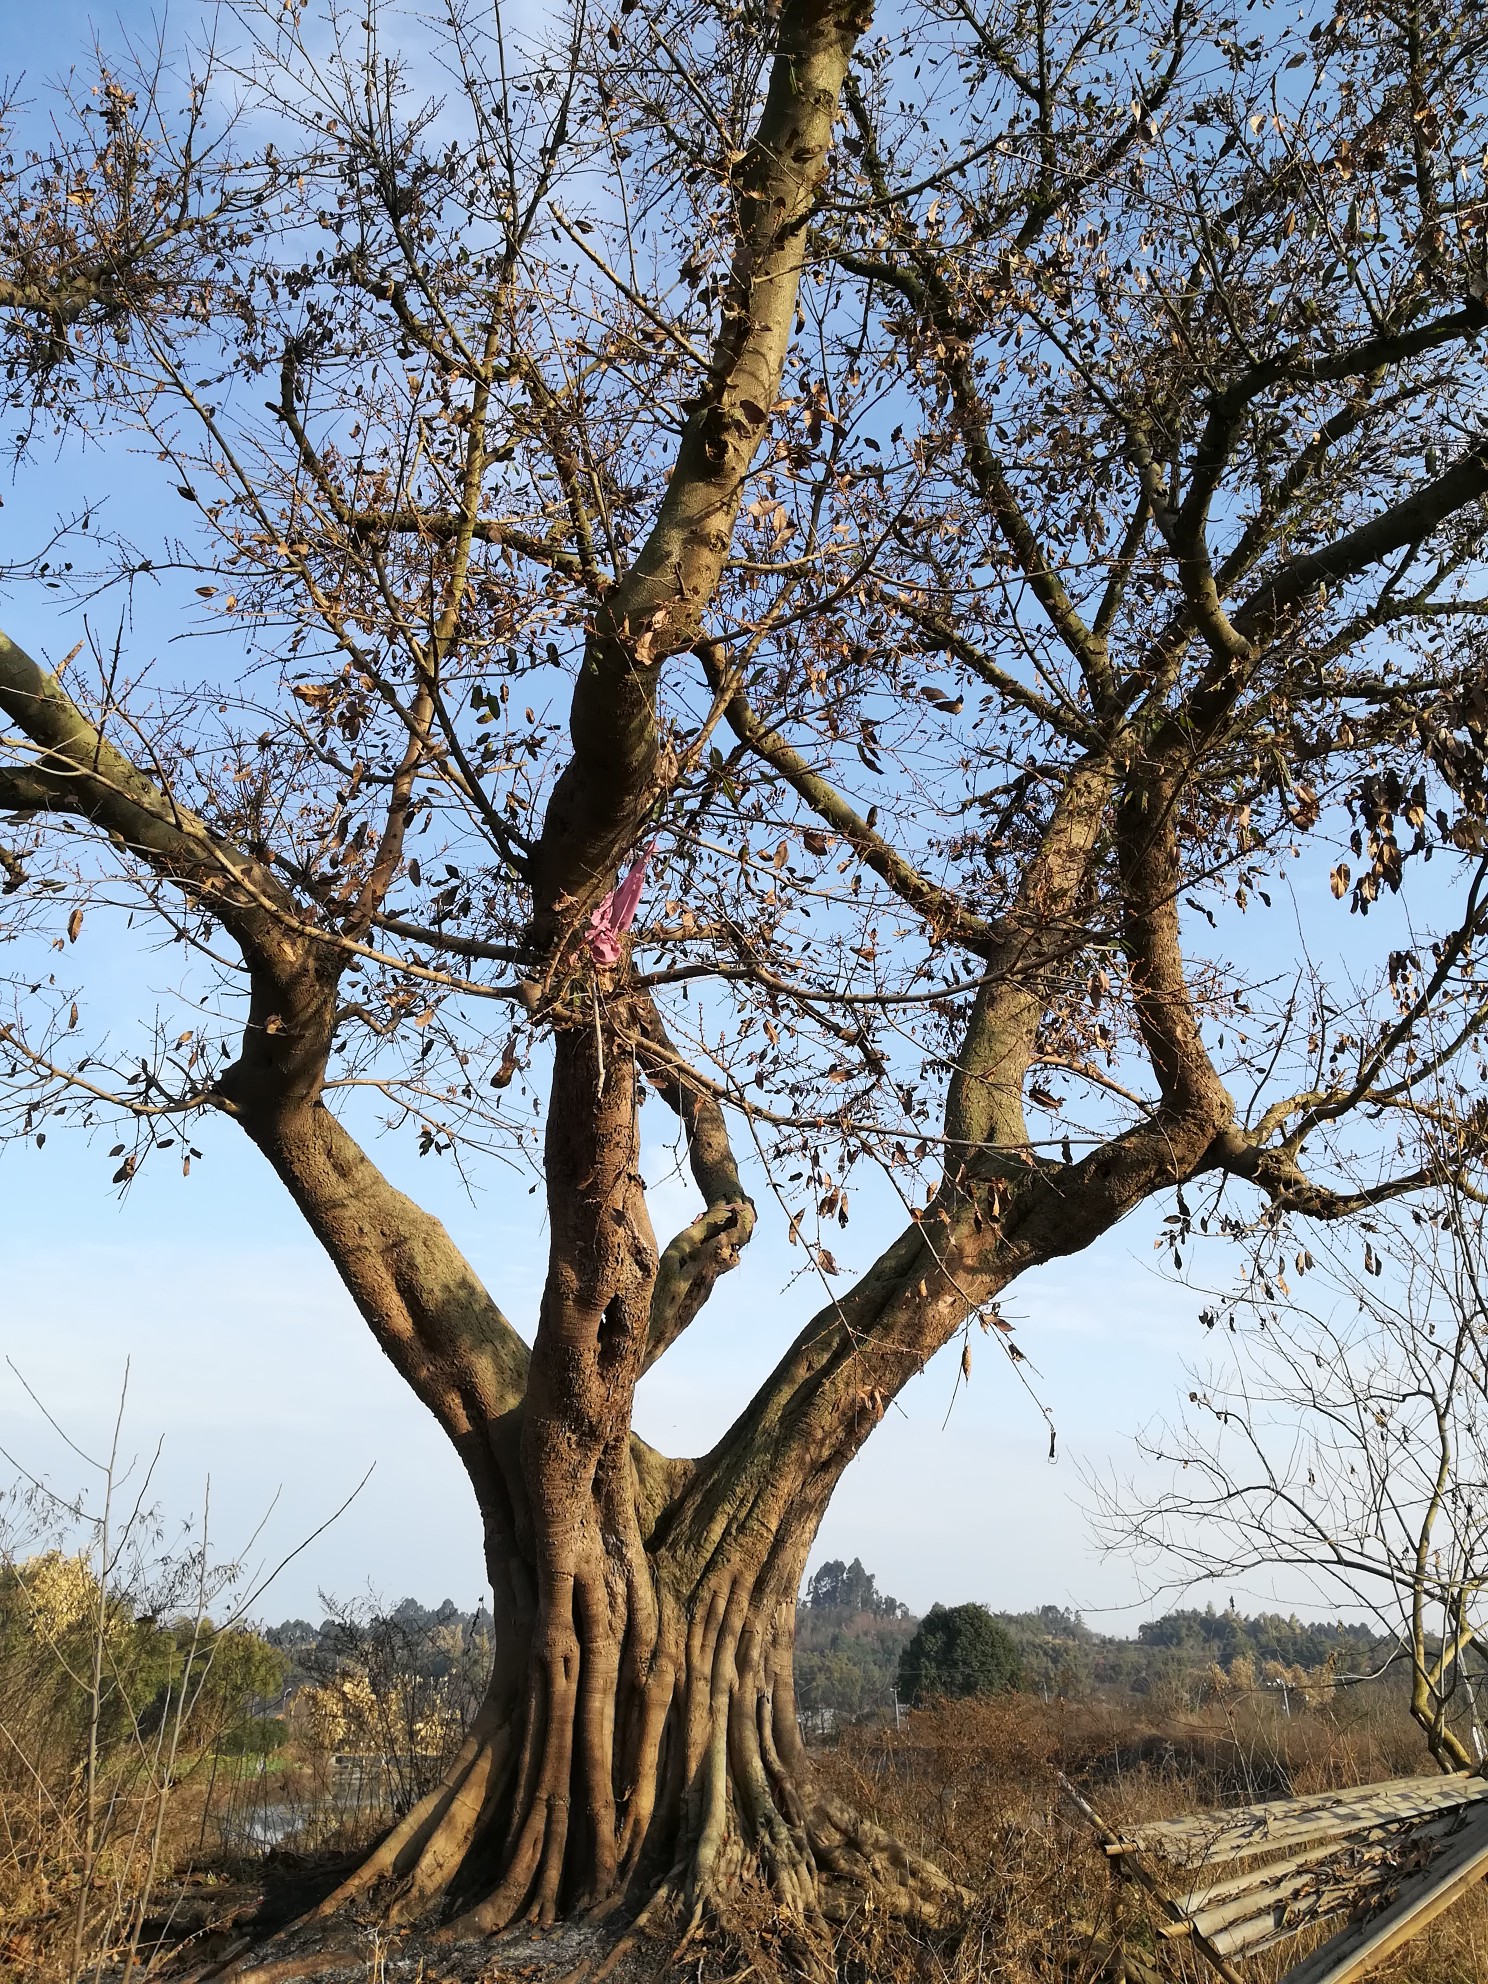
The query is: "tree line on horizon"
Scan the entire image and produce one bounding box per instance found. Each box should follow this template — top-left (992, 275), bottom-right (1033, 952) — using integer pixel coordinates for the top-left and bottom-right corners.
top-left (255, 1566), bottom-right (1393, 1726)
top-left (792, 1558), bottom-right (1395, 1720)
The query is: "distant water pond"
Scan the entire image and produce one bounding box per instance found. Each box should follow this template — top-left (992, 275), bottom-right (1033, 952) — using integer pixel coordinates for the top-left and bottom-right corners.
top-left (235, 1804), bottom-right (303, 1848)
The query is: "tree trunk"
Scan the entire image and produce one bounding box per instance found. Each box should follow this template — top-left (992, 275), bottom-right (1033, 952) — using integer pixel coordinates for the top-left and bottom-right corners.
top-left (265, 1010), bottom-right (958, 1951)
top-left (207, 918), bottom-right (1231, 1964)
top-left (315, 1489), bottom-right (956, 1942)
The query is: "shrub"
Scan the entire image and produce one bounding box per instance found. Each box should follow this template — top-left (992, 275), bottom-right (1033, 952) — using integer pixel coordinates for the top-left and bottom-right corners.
top-left (897, 1602), bottom-right (1022, 1703)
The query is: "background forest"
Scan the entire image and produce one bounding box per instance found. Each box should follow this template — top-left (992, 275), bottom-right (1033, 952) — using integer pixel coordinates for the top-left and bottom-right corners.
top-left (253, 1567), bottom-right (1401, 1730)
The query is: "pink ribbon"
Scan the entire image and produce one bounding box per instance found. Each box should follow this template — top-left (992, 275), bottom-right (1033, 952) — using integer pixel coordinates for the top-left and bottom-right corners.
top-left (584, 841), bottom-right (655, 968)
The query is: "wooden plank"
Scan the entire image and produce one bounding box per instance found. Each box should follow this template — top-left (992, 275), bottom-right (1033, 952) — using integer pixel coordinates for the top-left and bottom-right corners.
top-left (1127, 1773), bottom-right (1487, 1868)
top-left (1057, 1774), bottom-right (1246, 1984)
top-left (1278, 1802), bottom-right (1488, 1984)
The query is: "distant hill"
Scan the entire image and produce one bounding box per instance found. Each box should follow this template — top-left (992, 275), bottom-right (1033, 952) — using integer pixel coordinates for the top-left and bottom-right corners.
top-left (992, 1604), bottom-right (1388, 1703)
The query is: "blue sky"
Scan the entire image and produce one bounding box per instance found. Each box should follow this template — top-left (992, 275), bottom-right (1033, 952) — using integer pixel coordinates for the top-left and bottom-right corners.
top-left (0, 0), bottom-right (1441, 1632)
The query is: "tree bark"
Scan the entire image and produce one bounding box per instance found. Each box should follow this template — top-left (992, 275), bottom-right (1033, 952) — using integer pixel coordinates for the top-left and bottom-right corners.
top-left (311, 1462), bottom-right (959, 1942)
top-left (225, 1005), bottom-right (961, 1949)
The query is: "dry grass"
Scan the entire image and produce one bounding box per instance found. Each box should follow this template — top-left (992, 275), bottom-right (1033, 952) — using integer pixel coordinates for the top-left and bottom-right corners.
top-left (802, 1692), bottom-right (1488, 1984)
top-left (9, 1681), bottom-right (1488, 1983)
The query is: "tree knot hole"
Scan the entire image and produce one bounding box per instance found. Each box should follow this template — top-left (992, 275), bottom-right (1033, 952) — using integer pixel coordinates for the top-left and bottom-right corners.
top-left (598, 1292), bottom-right (632, 1370)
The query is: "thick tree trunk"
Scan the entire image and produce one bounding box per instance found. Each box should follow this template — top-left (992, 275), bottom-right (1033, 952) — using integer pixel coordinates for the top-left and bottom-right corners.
top-left (277, 1011), bottom-right (958, 1950)
top-left (217, 944), bottom-right (1220, 1963)
top-left (207, 765), bottom-right (1210, 1961)
top-left (315, 1494), bottom-right (957, 1943)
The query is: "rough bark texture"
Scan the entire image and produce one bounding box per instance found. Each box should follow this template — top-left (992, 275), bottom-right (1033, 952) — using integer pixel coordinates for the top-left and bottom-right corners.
top-left (308, 1492), bottom-right (954, 1943)
top-left (266, 1001), bottom-right (964, 1947)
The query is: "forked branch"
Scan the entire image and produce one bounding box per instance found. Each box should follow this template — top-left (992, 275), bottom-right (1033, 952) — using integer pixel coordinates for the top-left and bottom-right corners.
top-left (634, 997), bottom-right (756, 1370)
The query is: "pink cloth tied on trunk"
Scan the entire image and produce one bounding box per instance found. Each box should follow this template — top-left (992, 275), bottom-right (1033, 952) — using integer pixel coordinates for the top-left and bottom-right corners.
top-left (585, 841), bottom-right (655, 968)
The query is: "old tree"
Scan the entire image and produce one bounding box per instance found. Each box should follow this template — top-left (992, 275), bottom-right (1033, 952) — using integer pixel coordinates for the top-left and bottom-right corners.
top-left (7, 0), bottom-right (1488, 1948)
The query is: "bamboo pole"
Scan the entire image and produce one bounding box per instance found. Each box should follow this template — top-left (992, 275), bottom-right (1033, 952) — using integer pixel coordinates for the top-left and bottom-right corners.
top-left (1057, 1775), bottom-right (1247, 1984)
top-left (1279, 1805), bottom-right (1488, 1984)
top-left (1125, 1774), bottom-right (1487, 1868)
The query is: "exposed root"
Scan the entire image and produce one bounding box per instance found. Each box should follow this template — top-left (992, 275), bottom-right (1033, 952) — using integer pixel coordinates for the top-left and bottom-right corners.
top-left (310, 1715), bottom-right (512, 1920)
top-left (208, 1783), bottom-right (957, 1984)
top-left (582, 1877), bottom-right (682, 1983)
top-left (174, 1933), bottom-right (255, 1982)
top-left (232, 1960), bottom-right (358, 1984)
top-left (804, 1789), bottom-right (972, 1926)
top-left (390, 1723), bottom-right (513, 1922)
top-left (227, 1559), bottom-right (964, 1982)
top-left (213, 1947), bottom-right (364, 1984)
